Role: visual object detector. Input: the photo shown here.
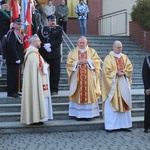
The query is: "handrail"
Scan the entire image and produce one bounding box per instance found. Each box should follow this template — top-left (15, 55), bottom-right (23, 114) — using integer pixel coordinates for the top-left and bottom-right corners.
top-left (60, 30), bottom-right (75, 62)
top-left (98, 9), bottom-right (128, 36)
top-left (62, 31), bottom-right (75, 51)
top-left (98, 9), bottom-right (127, 19)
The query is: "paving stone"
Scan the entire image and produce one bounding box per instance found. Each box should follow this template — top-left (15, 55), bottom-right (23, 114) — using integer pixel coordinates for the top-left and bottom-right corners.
top-left (0, 128), bottom-right (150, 150)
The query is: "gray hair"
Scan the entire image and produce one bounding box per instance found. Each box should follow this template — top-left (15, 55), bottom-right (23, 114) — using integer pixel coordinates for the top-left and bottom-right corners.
top-left (78, 36), bottom-right (87, 42)
top-left (113, 40), bottom-right (122, 47)
top-left (29, 34), bottom-right (39, 44)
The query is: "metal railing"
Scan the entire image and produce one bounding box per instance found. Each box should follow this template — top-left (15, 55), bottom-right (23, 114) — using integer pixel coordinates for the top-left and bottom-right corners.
top-left (98, 9), bottom-right (128, 36)
top-left (60, 31), bottom-right (75, 62)
top-left (62, 31), bottom-right (75, 51)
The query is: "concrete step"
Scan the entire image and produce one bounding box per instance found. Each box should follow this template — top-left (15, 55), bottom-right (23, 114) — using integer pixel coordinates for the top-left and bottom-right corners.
top-left (0, 86), bottom-right (144, 92)
top-left (131, 84), bottom-right (144, 89)
top-left (0, 103), bottom-right (69, 112)
top-left (0, 90), bottom-right (145, 103)
top-left (0, 90), bottom-right (145, 122)
top-left (0, 71), bottom-right (144, 76)
top-left (0, 94), bottom-right (101, 121)
top-left (0, 95), bottom-right (69, 104)
top-left (0, 100), bottom-right (144, 113)
top-left (0, 107), bottom-right (144, 122)
top-left (0, 94), bottom-right (145, 104)
top-left (0, 116), bottom-right (144, 134)
top-left (0, 84), bottom-right (144, 92)
top-left (0, 77), bottom-right (69, 84)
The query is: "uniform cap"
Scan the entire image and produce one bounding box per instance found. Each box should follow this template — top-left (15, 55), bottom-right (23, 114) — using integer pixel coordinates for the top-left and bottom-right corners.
top-left (47, 14), bottom-right (56, 21)
top-left (12, 18), bottom-right (22, 25)
top-left (0, 0), bottom-right (7, 5)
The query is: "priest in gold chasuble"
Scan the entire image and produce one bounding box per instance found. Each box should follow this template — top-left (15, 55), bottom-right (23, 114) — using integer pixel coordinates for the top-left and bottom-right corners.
top-left (66, 36), bottom-right (101, 120)
top-left (102, 40), bottom-right (133, 132)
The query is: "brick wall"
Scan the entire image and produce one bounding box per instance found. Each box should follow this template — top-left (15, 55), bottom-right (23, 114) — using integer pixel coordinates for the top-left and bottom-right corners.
top-left (45, 0), bottom-right (102, 35)
top-left (129, 21), bottom-right (150, 52)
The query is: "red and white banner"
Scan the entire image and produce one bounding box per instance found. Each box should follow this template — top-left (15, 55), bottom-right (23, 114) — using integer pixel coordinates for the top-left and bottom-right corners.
top-left (21, 0), bottom-right (33, 51)
top-left (10, 0), bottom-right (19, 22)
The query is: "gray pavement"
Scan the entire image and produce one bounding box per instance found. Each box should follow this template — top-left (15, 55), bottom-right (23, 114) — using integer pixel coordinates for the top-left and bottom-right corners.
top-left (0, 128), bottom-right (150, 150)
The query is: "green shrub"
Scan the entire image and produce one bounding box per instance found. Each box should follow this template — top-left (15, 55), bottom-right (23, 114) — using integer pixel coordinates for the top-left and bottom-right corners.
top-left (131, 0), bottom-right (150, 30)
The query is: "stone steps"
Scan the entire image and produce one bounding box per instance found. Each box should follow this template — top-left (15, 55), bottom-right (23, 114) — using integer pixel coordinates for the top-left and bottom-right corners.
top-left (0, 92), bottom-right (145, 102)
top-left (0, 100), bottom-right (145, 112)
top-left (0, 117), bottom-right (144, 134)
top-left (0, 77), bottom-right (143, 84)
top-left (0, 102), bottom-right (144, 116)
top-left (0, 84), bottom-right (144, 92)
top-left (0, 92), bottom-right (145, 123)
top-left (0, 109), bottom-right (144, 122)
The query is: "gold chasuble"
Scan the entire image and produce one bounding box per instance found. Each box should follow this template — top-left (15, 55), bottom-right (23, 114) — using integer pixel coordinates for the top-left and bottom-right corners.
top-left (102, 51), bottom-right (133, 112)
top-left (66, 46), bottom-right (101, 104)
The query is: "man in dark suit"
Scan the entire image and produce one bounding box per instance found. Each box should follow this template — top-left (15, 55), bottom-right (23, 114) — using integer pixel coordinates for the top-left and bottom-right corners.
top-left (38, 15), bottom-right (63, 95)
top-left (0, 0), bottom-right (10, 42)
top-left (142, 56), bottom-right (150, 133)
top-left (6, 18), bottom-right (24, 97)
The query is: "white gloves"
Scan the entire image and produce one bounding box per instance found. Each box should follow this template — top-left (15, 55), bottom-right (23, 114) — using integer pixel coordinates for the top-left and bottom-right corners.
top-left (15, 60), bottom-right (21, 64)
top-left (2, 59), bottom-right (6, 64)
top-left (44, 43), bottom-right (51, 52)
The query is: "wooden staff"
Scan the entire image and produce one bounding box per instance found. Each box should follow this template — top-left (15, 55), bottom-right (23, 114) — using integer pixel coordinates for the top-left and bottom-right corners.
top-left (18, 65), bottom-right (21, 92)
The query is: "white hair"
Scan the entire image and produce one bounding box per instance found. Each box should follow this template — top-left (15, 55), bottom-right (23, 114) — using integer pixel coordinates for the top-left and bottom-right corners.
top-left (113, 40), bottom-right (122, 47)
top-left (29, 34), bottom-right (39, 44)
top-left (78, 36), bottom-right (87, 42)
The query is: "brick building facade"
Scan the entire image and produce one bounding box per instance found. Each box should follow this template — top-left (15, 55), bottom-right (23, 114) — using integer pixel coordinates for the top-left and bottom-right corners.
top-left (39, 0), bottom-right (102, 35)
top-left (130, 21), bottom-right (150, 52)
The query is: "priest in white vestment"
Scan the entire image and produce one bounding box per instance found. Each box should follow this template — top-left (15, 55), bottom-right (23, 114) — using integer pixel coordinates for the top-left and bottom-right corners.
top-left (102, 40), bottom-right (133, 132)
top-left (21, 34), bottom-right (53, 125)
top-left (66, 36), bottom-right (101, 120)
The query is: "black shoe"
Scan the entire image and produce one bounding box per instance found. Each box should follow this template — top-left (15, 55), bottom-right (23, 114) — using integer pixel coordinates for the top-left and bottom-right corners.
top-left (121, 128), bottom-right (131, 132)
top-left (7, 93), bottom-right (19, 98)
top-left (84, 118), bottom-right (92, 121)
top-left (17, 93), bottom-right (22, 96)
top-left (144, 128), bottom-right (150, 133)
top-left (31, 122), bottom-right (44, 125)
top-left (76, 118), bottom-right (84, 121)
top-left (106, 130), bottom-right (113, 133)
top-left (51, 91), bottom-right (58, 95)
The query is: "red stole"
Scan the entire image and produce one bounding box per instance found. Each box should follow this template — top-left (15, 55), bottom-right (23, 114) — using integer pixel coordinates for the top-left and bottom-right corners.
top-left (115, 56), bottom-right (124, 72)
top-left (37, 53), bottom-right (48, 92)
top-left (78, 51), bottom-right (88, 103)
top-left (115, 56), bottom-right (128, 111)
